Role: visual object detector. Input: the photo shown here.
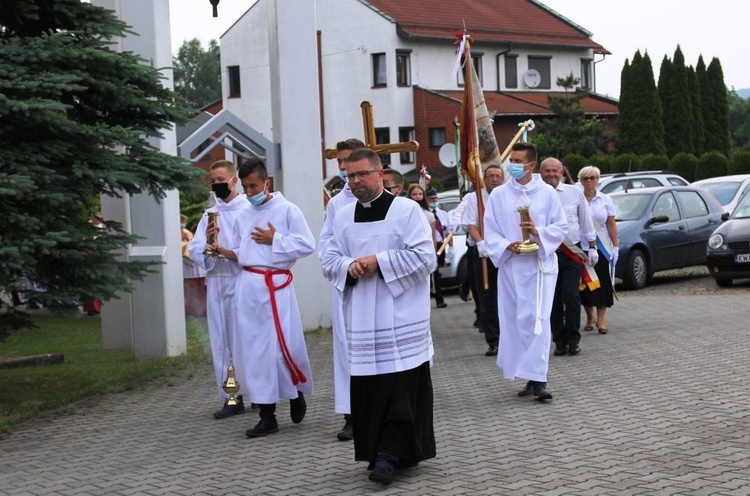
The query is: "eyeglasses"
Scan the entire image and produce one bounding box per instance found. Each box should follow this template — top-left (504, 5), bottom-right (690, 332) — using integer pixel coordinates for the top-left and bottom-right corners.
top-left (346, 169), bottom-right (379, 182)
top-left (580, 176), bottom-right (599, 182)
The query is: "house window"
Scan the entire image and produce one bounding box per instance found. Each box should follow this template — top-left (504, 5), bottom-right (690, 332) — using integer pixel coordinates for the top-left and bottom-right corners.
top-left (375, 127), bottom-right (390, 165)
top-left (581, 59), bottom-right (593, 90)
top-left (228, 65), bottom-right (241, 98)
top-left (396, 50), bottom-right (411, 87)
top-left (458, 53), bottom-right (483, 87)
top-left (528, 56), bottom-right (551, 89)
top-left (429, 128), bottom-right (446, 148)
top-left (399, 127), bottom-right (415, 163)
top-left (372, 53), bottom-right (386, 87)
top-left (505, 54), bottom-right (518, 89)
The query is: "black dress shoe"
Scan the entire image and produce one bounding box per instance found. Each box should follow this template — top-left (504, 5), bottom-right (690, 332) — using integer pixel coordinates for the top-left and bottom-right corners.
top-left (533, 382), bottom-right (553, 401)
top-left (436, 302), bottom-right (447, 309)
top-left (337, 416), bottom-right (353, 441)
top-left (290, 393), bottom-right (307, 424)
top-left (213, 395), bottom-right (245, 419)
top-left (473, 319), bottom-right (479, 327)
top-left (517, 381), bottom-right (534, 397)
top-left (553, 344), bottom-right (568, 356)
top-left (368, 453), bottom-right (398, 485)
top-left (485, 345), bottom-right (498, 357)
top-left (568, 344), bottom-right (581, 356)
top-left (245, 417), bottom-right (279, 437)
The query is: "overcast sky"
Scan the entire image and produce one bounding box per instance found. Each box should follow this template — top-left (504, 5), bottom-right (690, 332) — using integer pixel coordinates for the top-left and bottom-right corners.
top-left (168, 0), bottom-right (750, 99)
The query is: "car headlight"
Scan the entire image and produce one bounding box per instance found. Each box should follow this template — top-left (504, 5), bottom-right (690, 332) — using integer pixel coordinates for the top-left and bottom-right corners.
top-left (708, 233), bottom-right (724, 250)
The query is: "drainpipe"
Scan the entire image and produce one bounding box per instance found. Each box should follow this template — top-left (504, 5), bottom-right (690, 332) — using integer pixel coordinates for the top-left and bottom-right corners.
top-left (496, 46), bottom-right (512, 93)
top-left (317, 30), bottom-right (326, 179)
top-left (593, 52), bottom-right (607, 95)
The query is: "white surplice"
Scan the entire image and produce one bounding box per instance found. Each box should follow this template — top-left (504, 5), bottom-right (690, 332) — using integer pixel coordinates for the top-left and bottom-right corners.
top-left (230, 192), bottom-right (315, 404)
top-left (318, 184), bottom-right (357, 414)
top-left (188, 194), bottom-right (249, 400)
top-left (321, 196), bottom-right (436, 377)
top-left (484, 174), bottom-right (567, 382)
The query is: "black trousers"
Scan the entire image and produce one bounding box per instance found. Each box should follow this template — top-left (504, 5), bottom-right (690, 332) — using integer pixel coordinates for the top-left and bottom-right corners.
top-left (465, 245), bottom-right (481, 320)
top-left (551, 251), bottom-right (582, 347)
top-left (471, 252), bottom-right (499, 348)
top-left (431, 252), bottom-right (445, 306)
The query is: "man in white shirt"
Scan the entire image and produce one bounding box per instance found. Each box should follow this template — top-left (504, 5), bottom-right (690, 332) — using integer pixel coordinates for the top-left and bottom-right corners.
top-left (540, 158), bottom-right (597, 357)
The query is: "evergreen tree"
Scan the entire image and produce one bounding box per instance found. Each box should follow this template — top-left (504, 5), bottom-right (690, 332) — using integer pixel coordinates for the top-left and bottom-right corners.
top-left (696, 57), bottom-right (714, 152)
top-left (686, 65), bottom-right (705, 155)
top-left (0, 0), bottom-right (203, 339)
top-left (704, 57), bottom-right (731, 155)
top-left (632, 51), bottom-right (665, 155)
top-left (670, 153), bottom-right (698, 182)
top-left (533, 73), bottom-right (608, 158)
top-left (173, 38), bottom-right (221, 111)
top-left (659, 47), bottom-right (694, 156)
top-left (616, 56), bottom-right (636, 153)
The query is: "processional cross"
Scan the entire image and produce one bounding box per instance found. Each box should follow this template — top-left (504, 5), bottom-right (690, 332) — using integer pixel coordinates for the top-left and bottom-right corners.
top-left (323, 101), bottom-right (419, 159)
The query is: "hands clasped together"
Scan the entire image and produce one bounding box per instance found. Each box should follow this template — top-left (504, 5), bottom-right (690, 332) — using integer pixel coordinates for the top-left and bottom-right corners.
top-left (348, 255), bottom-right (379, 279)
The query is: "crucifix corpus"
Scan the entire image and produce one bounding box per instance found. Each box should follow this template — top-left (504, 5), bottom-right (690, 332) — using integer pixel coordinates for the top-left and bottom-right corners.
top-left (324, 101), bottom-right (419, 160)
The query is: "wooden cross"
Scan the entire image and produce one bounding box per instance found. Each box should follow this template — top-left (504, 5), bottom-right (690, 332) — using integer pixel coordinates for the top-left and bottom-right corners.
top-left (323, 101), bottom-right (419, 159)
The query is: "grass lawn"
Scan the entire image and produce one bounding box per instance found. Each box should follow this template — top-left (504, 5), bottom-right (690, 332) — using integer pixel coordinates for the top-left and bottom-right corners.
top-left (0, 315), bottom-right (210, 438)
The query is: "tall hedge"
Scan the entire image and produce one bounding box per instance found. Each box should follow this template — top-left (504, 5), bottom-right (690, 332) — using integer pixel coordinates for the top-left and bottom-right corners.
top-left (590, 155), bottom-right (614, 175)
top-left (695, 152), bottom-right (730, 180)
top-left (670, 153), bottom-right (698, 182)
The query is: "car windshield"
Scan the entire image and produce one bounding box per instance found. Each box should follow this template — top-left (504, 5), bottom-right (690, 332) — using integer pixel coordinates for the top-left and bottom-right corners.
top-left (696, 181), bottom-right (741, 206)
top-left (732, 193), bottom-right (750, 219)
top-left (612, 193), bottom-right (652, 221)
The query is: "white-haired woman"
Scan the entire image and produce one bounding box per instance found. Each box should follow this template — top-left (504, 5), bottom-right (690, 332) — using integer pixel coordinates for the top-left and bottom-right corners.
top-left (578, 166), bottom-right (619, 334)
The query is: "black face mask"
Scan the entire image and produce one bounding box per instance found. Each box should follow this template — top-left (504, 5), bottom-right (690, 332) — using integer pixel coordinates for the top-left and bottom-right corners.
top-left (212, 182), bottom-right (232, 200)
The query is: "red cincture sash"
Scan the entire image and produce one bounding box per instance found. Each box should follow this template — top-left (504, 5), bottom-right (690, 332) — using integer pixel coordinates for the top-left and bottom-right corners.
top-left (243, 267), bottom-right (307, 385)
top-left (558, 239), bottom-right (600, 291)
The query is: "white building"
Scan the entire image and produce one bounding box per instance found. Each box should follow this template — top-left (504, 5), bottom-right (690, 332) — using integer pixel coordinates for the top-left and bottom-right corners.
top-left (219, 0), bottom-right (617, 185)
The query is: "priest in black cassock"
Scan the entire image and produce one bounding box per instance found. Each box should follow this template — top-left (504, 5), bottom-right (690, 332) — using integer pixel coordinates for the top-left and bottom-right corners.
top-left (320, 148), bottom-right (437, 485)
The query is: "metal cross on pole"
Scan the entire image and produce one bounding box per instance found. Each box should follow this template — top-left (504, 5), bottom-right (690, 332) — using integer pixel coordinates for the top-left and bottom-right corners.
top-left (323, 101), bottom-right (419, 159)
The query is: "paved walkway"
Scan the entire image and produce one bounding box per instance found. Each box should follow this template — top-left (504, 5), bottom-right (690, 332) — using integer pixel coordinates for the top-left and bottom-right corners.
top-left (1, 284), bottom-right (750, 495)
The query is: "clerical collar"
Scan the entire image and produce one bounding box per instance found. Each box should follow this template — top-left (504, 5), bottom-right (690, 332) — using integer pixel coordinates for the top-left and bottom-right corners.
top-left (359, 189), bottom-right (386, 208)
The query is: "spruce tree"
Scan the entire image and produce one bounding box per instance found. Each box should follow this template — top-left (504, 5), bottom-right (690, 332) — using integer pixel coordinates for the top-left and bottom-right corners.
top-left (0, 0), bottom-right (203, 339)
top-left (704, 57), bottom-right (731, 155)
top-left (696, 57), bottom-right (715, 152)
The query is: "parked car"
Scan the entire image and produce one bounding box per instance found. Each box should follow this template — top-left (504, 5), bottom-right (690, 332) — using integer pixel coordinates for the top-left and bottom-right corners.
top-left (691, 174), bottom-right (750, 215)
top-left (436, 189), bottom-right (468, 287)
top-left (597, 171), bottom-right (689, 194)
top-left (706, 190), bottom-right (750, 286)
top-left (610, 186), bottom-right (725, 289)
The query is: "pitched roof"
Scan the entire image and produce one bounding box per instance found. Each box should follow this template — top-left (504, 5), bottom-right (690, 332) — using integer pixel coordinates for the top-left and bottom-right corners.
top-left (361, 0), bottom-right (609, 53)
top-left (421, 87), bottom-right (619, 116)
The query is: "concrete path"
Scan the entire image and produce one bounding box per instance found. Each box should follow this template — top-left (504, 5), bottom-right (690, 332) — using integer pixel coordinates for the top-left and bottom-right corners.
top-left (1, 283), bottom-right (750, 495)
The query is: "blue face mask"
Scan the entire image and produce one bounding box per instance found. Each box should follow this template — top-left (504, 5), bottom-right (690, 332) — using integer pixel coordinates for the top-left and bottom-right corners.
top-left (509, 164), bottom-right (528, 179)
top-left (338, 171), bottom-right (348, 181)
top-left (248, 190), bottom-right (267, 206)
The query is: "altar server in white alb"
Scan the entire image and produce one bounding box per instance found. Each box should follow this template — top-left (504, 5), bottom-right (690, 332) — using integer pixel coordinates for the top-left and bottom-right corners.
top-left (189, 160), bottom-right (250, 419)
top-left (321, 148), bottom-right (437, 486)
top-left (483, 142), bottom-right (567, 401)
top-left (211, 157), bottom-right (315, 438)
top-left (318, 138), bottom-right (365, 441)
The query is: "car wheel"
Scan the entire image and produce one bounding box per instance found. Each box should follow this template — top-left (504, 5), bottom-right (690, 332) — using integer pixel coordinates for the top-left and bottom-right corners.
top-left (623, 249), bottom-right (648, 290)
top-left (456, 255), bottom-right (468, 286)
top-left (715, 277), bottom-right (733, 288)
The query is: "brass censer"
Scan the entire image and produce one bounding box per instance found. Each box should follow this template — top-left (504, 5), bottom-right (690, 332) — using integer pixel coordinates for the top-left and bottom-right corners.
top-left (204, 210), bottom-right (240, 406)
top-left (516, 205), bottom-right (539, 253)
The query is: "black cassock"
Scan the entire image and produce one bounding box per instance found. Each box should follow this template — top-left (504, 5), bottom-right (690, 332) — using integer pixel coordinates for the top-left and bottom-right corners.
top-left (348, 191), bottom-right (436, 468)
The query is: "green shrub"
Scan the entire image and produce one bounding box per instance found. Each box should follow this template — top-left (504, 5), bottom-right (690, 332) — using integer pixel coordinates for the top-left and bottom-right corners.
top-left (640, 154), bottom-right (670, 172)
top-left (695, 152), bottom-right (729, 180)
top-left (562, 154), bottom-right (587, 182)
top-left (729, 151), bottom-right (750, 175)
top-left (670, 153), bottom-right (698, 182)
top-left (590, 155), bottom-right (613, 175)
top-left (613, 153), bottom-right (641, 174)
